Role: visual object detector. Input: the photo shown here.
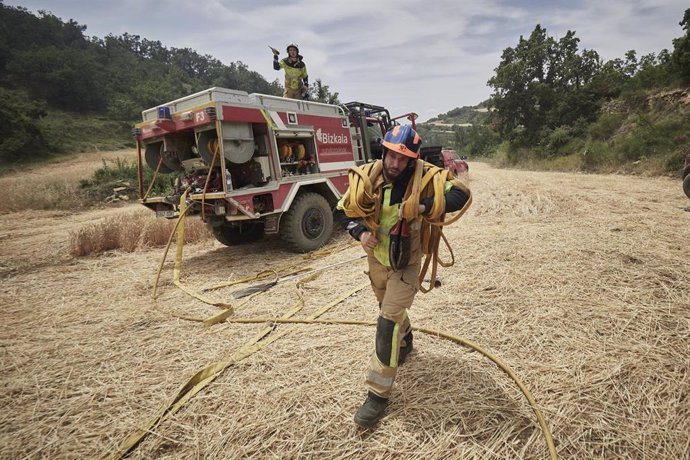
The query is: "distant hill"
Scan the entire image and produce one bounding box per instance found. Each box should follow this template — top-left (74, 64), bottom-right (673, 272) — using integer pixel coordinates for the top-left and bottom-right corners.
top-left (416, 101), bottom-right (496, 153)
top-left (426, 101), bottom-right (491, 126)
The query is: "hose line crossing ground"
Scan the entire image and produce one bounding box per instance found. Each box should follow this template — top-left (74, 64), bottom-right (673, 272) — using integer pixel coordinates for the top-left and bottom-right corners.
top-left (108, 193), bottom-right (557, 459)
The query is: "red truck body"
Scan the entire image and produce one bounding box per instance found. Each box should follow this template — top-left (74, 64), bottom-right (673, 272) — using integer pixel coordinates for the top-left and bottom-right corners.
top-left (133, 88), bottom-right (401, 251)
top-left (441, 148), bottom-right (469, 175)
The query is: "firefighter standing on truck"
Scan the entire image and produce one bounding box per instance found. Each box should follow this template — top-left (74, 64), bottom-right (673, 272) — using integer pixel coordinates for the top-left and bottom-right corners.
top-left (273, 42), bottom-right (308, 99)
top-left (334, 125), bottom-right (472, 429)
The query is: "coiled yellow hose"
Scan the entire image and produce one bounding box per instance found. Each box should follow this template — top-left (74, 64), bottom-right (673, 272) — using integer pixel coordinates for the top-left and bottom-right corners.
top-left (339, 159), bottom-right (472, 292)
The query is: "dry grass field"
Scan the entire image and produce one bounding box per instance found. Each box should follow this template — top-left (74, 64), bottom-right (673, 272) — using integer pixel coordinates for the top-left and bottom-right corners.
top-left (1, 151), bottom-right (688, 459)
top-left (0, 150), bottom-right (138, 213)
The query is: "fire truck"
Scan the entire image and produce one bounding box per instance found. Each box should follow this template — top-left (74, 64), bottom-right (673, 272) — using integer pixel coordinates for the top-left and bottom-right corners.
top-left (133, 87), bottom-right (418, 252)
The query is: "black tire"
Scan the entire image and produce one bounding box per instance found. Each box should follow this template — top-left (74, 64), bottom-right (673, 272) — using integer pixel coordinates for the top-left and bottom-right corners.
top-left (279, 192), bottom-right (333, 252)
top-left (683, 173), bottom-right (690, 199)
top-left (211, 221), bottom-right (264, 246)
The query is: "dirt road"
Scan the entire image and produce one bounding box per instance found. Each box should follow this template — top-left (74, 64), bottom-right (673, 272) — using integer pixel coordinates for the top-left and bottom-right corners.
top-left (1, 159), bottom-right (688, 459)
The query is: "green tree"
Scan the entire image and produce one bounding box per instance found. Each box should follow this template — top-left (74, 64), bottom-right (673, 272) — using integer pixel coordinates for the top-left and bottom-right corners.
top-left (0, 87), bottom-right (49, 162)
top-left (628, 51), bottom-right (673, 89)
top-left (0, 3), bottom-right (334, 164)
top-left (671, 8), bottom-right (690, 82)
top-left (488, 25), bottom-right (603, 149)
top-left (7, 46), bottom-right (108, 111)
top-left (308, 79), bottom-right (340, 104)
top-left (488, 25), bottom-right (554, 142)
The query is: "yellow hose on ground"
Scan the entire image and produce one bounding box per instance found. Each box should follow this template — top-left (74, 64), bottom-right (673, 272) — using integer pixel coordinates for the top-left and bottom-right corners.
top-left (105, 282), bottom-right (370, 460)
top-left (219, 317), bottom-right (558, 460)
top-left (134, 165), bottom-right (557, 460)
top-left (107, 311), bottom-right (558, 459)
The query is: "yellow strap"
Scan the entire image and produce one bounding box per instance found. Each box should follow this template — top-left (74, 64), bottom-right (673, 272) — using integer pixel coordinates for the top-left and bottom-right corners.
top-left (173, 191), bottom-right (186, 282)
top-left (341, 161), bottom-right (383, 234)
top-left (142, 155), bottom-right (163, 200)
top-left (175, 192), bottom-right (235, 308)
top-left (200, 134), bottom-right (220, 222)
top-left (260, 108), bottom-right (276, 130)
top-left (151, 190), bottom-right (235, 311)
top-left (105, 282), bottom-right (369, 460)
top-left (399, 159), bottom-right (424, 220)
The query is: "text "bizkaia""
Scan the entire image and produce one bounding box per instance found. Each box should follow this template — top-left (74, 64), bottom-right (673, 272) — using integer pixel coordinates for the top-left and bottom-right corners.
top-left (316, 128), bottom-right (348, 144)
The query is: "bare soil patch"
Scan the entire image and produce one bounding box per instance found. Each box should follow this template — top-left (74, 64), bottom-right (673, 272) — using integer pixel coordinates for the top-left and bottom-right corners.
top-left (1, 156), bottom-right (688, 459)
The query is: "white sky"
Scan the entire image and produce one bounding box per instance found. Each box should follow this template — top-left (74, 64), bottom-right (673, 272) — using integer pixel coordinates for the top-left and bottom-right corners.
top-left (7, 0), bottom-right (689, 121)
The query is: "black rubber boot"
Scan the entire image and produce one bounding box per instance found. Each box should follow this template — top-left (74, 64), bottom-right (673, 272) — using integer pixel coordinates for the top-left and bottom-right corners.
top-left (353, 392), bottom-right (388, 428)
top-left (398, 331), bottom-right (414, 365)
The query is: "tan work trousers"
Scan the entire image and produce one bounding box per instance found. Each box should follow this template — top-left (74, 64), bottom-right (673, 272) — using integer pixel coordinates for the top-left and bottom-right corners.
top-left (283, 86), bottom-right (302, 99)
top-left (365, 255), bottom-right (420, 398)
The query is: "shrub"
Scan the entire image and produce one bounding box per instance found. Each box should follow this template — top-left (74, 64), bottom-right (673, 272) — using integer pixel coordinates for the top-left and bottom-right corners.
top-left (0, 87), bottom-right (50, 163)
top-left (69, 211), bottom-right (212, 256)
top-left (615, 117), bottom-right (683, 161)
top-left (547, 127), bottom-right (571, 152)
top-left (582, 140), bottom-right (615, 169)
top-left (664, 148), bottom-right (689, 175)
top-left (588, 113), bottom-right (626, 140)
top-left (79, 158), bottom-right (174, 201)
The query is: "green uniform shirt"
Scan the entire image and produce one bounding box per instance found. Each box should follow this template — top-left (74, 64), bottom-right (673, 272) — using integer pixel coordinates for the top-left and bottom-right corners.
top-left (372, 184), bottom-right (399, 266)
top-left (337, 181), bottom-right (453, 267)
top-left (278, 59), bottom-right (308, 90)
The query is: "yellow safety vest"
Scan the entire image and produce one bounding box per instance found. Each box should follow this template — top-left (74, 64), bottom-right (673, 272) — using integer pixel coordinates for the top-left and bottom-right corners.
top-left (278, 59), bottom-right (308, 90)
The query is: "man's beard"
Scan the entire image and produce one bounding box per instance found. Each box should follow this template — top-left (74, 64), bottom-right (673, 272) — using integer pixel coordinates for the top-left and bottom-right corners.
top-left (382, 163), bottom-right (402, 182)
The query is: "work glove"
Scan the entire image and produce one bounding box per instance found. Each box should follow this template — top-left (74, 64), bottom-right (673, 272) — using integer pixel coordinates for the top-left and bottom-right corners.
top-left (420, 197), bottom-right (435, 216)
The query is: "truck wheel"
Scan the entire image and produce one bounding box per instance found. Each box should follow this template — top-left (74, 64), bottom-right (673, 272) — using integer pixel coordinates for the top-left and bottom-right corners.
top-left (279, 192), bottom-right (333, 252)
top-left (684, 173), bottom-right (690, 199)
top-left (212, 222), bottom-right (264, 246)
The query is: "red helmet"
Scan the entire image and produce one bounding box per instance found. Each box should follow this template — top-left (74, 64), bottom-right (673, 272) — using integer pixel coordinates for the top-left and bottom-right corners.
top-left (382, 125), bottom-right (422, 159)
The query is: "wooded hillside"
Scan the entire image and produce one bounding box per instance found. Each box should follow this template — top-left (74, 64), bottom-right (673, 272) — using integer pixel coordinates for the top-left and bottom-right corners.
top-left (2, 3), bottom-right (689, 176)
top-left (0, 4), bottom-right (282, 163)
top-left (419, 9), bottom-right (690, 175)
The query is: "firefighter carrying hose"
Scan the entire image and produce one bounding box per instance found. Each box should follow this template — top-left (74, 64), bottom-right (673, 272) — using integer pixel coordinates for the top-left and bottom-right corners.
top-left (334, 125), bottom-right (472, 428)
top-left (272, 42), bottom-right (309, 99)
